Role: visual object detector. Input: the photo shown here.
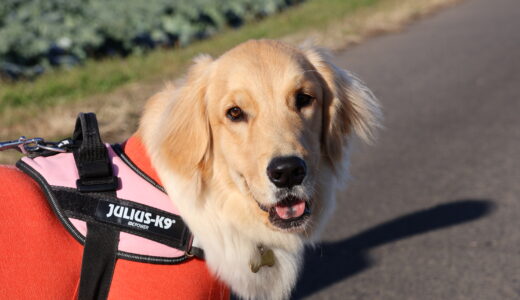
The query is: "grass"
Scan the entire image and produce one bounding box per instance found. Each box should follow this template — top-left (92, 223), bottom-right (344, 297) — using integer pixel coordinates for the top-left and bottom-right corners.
top-left (0, 0), bottom-right (462, 164)
top-left (0, 0), bottom-right (379, 113)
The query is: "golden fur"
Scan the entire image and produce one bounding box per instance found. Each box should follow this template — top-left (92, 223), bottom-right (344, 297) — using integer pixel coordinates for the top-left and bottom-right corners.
top-left (139, 39), bottom-right (381, 299)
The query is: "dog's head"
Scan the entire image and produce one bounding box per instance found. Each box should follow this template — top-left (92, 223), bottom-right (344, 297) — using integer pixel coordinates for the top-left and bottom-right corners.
top-left (141, 39), bottom-right (380, 241)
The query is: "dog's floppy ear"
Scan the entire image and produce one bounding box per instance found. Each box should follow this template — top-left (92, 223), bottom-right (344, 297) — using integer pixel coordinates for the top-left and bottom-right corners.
top-left (143, 55), bottom-right (214, 178)
top-left (302, 46), bottom-right (381, 162)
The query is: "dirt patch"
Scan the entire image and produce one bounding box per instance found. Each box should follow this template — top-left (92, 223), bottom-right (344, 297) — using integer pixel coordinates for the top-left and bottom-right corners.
top-left (282, 0), bottom-right (464, 50)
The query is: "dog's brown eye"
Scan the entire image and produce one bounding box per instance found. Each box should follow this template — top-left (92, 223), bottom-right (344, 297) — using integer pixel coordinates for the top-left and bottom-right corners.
top-left (296, 93), bottom-right (314, 110)
top-left (226, 106), bottom-right (244, 121)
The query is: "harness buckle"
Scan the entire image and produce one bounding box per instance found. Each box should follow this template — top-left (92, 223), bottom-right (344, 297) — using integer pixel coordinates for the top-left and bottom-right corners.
top-left (76, 176), bottom-right (119, 193)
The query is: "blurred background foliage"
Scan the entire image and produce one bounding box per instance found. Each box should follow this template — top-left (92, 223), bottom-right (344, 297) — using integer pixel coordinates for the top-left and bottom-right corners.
top-left (0, 0), bottom-right (301, 80)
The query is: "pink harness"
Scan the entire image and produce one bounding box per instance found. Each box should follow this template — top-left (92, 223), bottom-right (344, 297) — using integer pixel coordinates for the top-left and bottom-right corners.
top-left (13, 113), bottom-right (202, 299)
top-left (21, 145), bottom-right (188, 261)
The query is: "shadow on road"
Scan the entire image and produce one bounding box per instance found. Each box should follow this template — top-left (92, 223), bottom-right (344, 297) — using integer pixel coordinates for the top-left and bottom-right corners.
top-left (291, 199), bottom-right (495, 299)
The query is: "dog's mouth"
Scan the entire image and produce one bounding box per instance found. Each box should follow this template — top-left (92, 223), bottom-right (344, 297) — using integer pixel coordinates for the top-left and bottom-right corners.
top-left (258, 196), bottom-right (311, 231)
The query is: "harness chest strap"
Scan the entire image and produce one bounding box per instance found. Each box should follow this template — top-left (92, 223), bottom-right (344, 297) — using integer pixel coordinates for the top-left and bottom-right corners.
top-left (16, 113), bottom-right (203, 299)
top-left (73, 113), bottom-right (119, 300)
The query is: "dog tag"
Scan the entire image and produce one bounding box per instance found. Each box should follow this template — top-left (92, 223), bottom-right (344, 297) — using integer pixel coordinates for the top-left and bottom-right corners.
top-left (250, 246), bottom-right (275, 273)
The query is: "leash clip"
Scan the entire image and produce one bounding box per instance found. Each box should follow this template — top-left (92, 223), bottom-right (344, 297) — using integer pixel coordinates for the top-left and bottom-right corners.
top-left (0, 136), bottom-right (70, 154)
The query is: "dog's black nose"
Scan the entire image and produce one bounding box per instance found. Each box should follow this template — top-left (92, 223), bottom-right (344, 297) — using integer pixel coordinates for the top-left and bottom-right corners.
top-left (267, 156), bottom-right (307, 188)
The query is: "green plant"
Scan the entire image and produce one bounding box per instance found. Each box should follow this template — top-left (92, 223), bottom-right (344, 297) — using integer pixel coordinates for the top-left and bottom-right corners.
top-left (0, 0), bottom-right (301, 80)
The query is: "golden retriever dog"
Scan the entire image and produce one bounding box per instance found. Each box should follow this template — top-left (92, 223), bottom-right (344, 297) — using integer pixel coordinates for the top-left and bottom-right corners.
top-left (139, 39), bottom-right (381, 299)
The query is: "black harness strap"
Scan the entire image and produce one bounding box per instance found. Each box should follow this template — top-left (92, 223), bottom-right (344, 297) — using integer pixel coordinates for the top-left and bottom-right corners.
top-left (52, 187), bottom-right (192, 250)
top-left (73, 113), bottom-right (119, 300)
top-left (80, 223), bottom-right (119, 300)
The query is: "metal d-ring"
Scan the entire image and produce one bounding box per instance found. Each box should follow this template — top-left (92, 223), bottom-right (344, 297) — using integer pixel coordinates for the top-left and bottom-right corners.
top-left (34, 143), bottom-right (68, 153)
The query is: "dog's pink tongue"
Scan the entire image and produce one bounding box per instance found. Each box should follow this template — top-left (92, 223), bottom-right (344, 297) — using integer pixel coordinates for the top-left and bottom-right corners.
top-left (275, 200), bottom-right (306, 220)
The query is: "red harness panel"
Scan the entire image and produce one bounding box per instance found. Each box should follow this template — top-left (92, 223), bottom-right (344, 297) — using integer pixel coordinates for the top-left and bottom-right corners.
top-left (0, 136), bottom-right (230, 299)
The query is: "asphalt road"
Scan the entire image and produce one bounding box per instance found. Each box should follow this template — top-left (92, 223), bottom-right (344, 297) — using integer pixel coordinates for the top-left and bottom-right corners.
top-left (293, 0), bottom-right (520, 299)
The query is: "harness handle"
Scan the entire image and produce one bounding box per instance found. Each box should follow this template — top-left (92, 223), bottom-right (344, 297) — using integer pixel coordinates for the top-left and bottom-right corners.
top-left (73, 113), bottom-right (119, 192)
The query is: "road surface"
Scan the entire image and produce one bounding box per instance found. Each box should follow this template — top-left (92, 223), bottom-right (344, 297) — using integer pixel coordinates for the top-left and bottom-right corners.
top-left (293, 0), bottom-right (520, 299)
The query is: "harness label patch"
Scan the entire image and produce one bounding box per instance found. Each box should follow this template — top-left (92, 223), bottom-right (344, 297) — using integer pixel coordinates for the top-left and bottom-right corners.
top-left (95, 200), bottom-right (186, 244)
